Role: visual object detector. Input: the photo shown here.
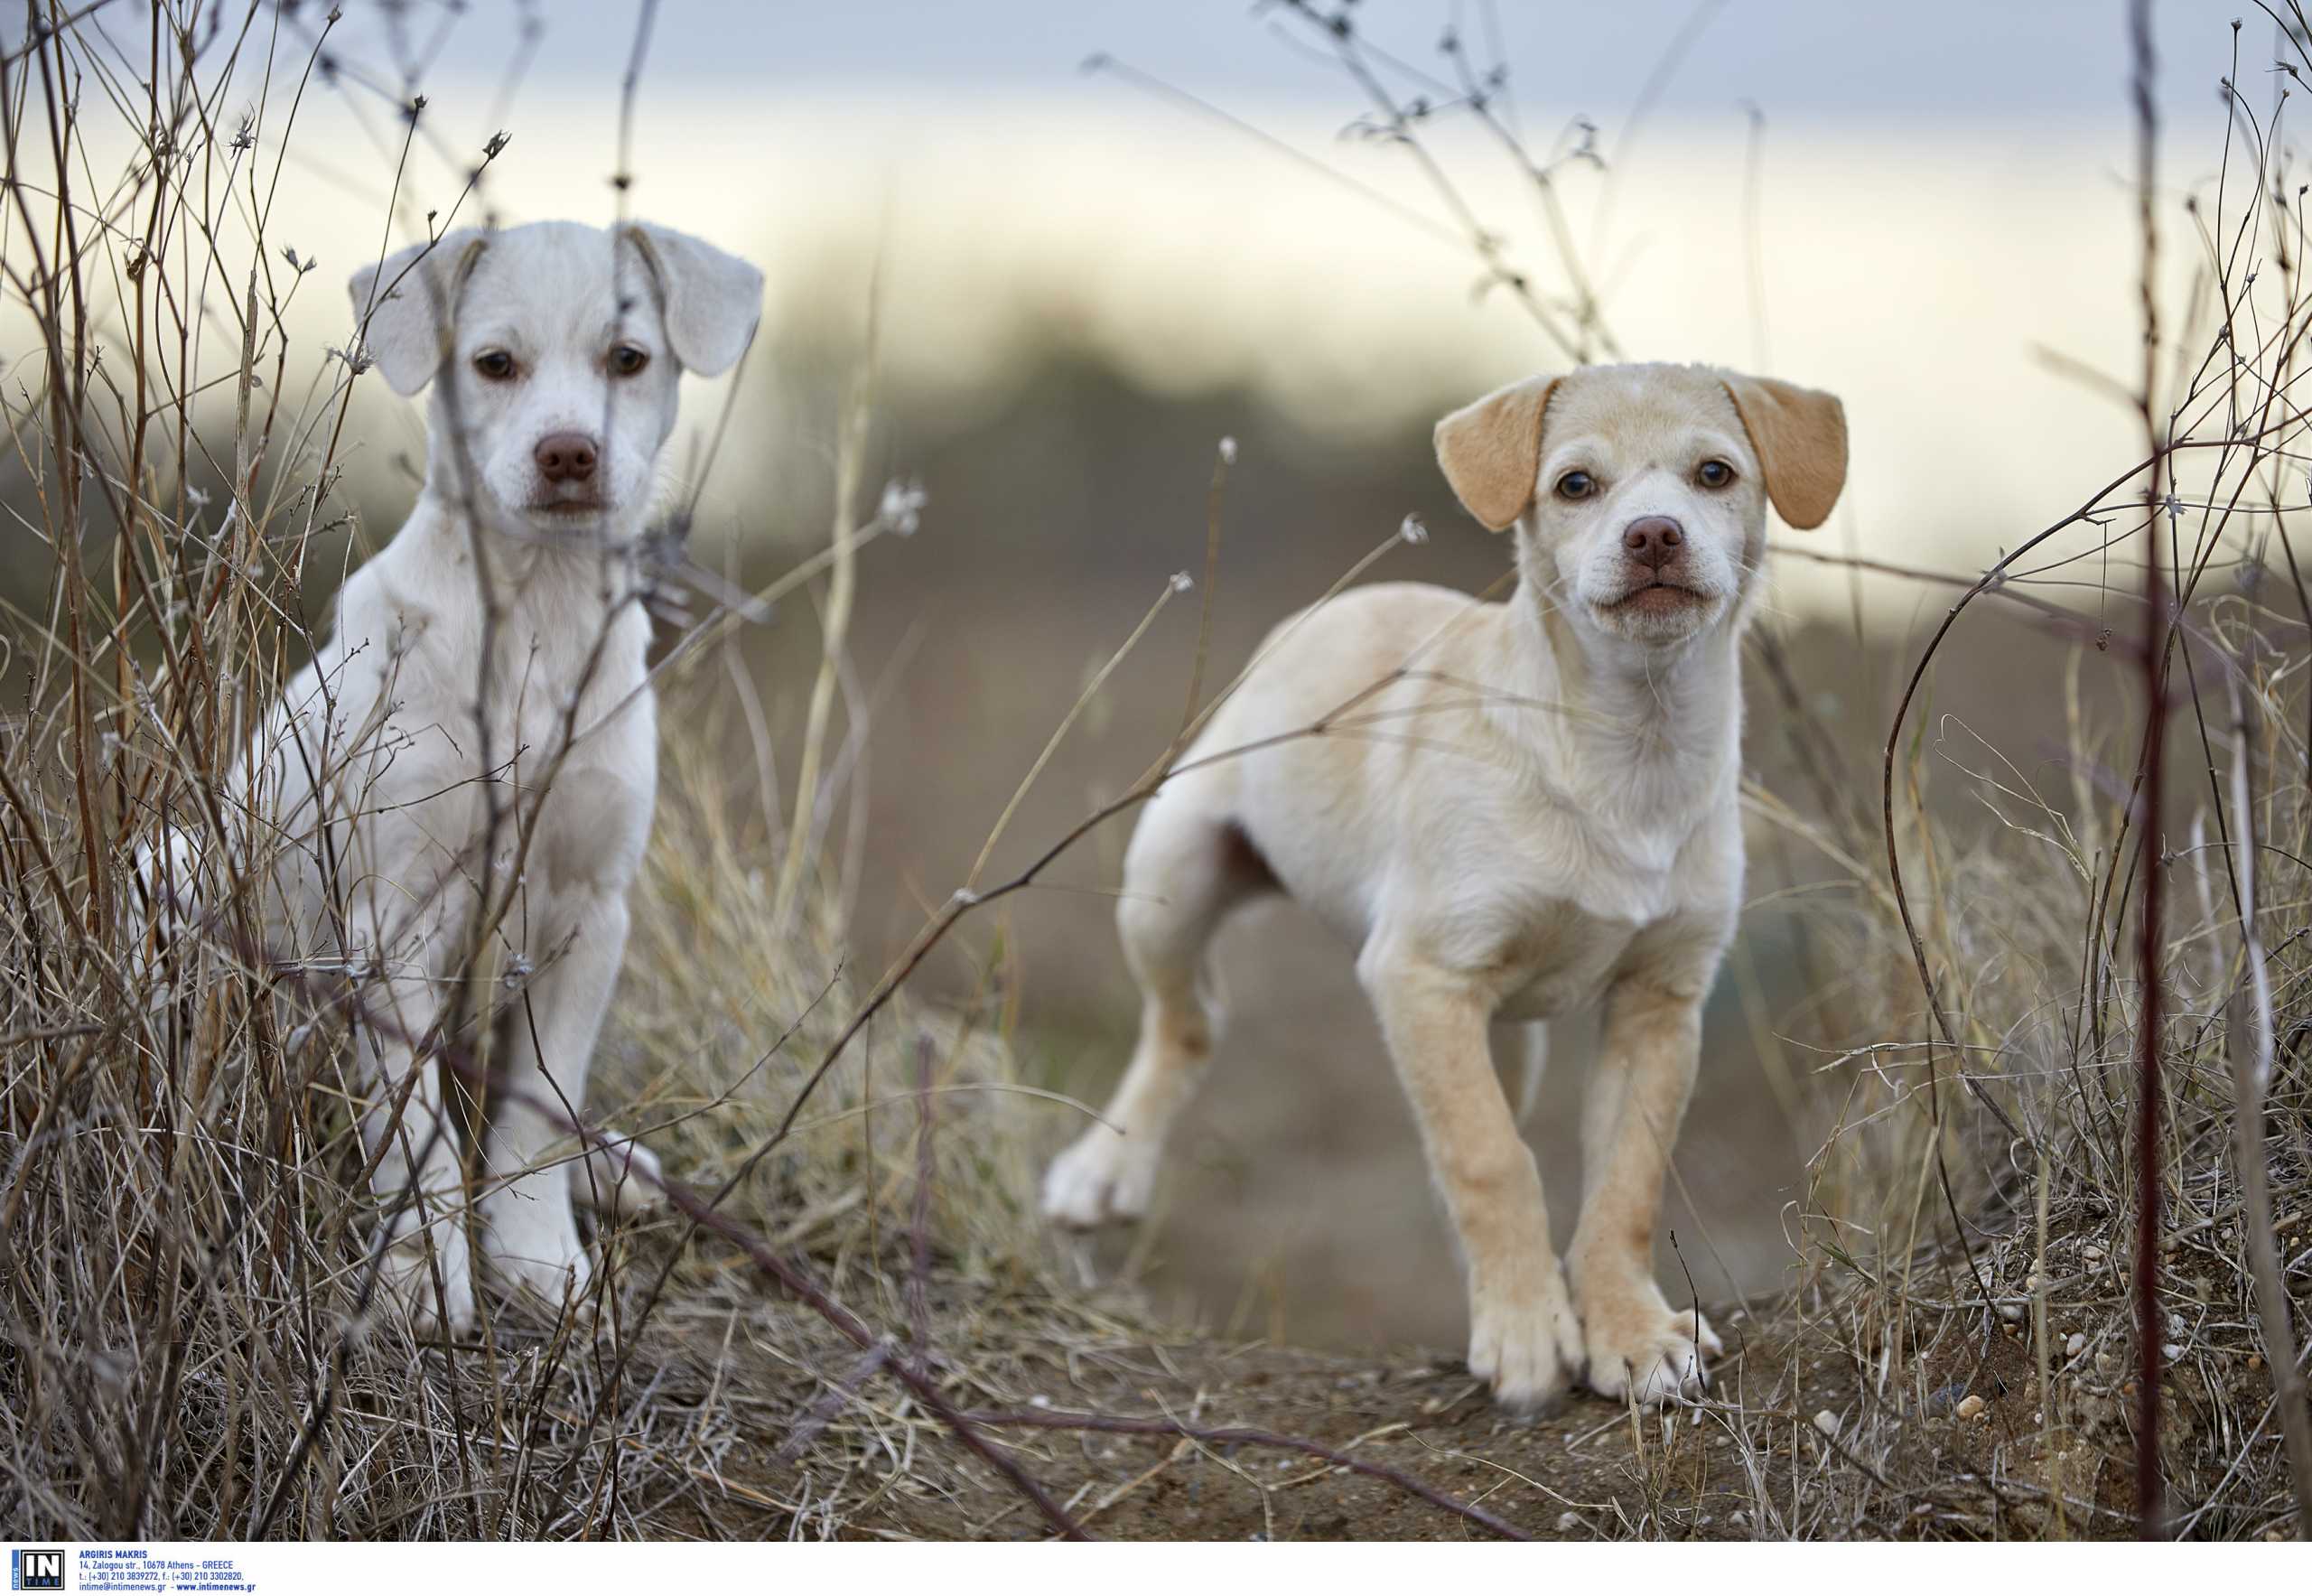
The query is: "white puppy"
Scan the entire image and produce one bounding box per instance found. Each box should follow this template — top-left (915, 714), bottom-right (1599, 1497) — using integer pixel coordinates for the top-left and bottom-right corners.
top-left (1044, 363), bottom-right (1846, 1410)
top-left (149, 220), bottom-right (761, 1330)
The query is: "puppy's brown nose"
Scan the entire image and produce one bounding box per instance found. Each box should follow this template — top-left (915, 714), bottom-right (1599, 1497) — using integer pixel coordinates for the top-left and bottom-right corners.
top-left (1622, 516), bottom-right (1684, 571)
top-left (534, 432), bottom-right (599, 484)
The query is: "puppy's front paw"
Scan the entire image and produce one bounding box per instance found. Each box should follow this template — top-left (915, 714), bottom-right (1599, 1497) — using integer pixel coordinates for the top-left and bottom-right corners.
top-left (489, 1210), bottom-right (595, 1311)
top-left (571, 1135), bottom-right (664, 1219)
top-left (1468, 1264), bottom-right (1585, 1414)
top-left (376, 1219), bottom-right (476, 1336)
top-left (1040, 1127), bottom-right (1159, 1228)
top-left (499, 1251), bottom-right (595, 1313)
top-left (1581, 1290), bottom-right (1719, 1406)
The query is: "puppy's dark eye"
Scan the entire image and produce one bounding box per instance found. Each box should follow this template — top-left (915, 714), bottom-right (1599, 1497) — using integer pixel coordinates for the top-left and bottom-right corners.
top-left (1555, 470), bottom-right (1596, 500)
top-left (1697, 459), bottom-right (1735, 489)
top-left (471, 349), bottom-right (516, 381)
top-left (609, 344), bottom-right (649, 377)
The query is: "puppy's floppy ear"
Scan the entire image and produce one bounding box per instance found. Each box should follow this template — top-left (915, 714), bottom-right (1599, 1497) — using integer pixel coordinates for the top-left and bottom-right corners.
top-left (1434, 375), bottom-right (1559, 532)
top-left (347, 229), bottom-right (489, 397)
top-left (1719, 373), bottom-right (1847, 530)
top-left (623, 223), bottom-right (765, 376)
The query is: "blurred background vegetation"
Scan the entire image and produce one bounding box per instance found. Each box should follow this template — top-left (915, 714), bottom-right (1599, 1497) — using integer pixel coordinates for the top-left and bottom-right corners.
top-left (0, 0), bottom-right (2262, 1364)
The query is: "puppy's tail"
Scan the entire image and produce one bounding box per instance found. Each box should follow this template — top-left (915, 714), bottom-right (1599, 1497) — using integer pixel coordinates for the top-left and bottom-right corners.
top-left (1512, 1022), bottom-right (1548, 1127)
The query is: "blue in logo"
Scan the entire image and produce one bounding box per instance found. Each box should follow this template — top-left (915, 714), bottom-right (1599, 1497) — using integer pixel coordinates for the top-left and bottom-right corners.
top-left (9, 1550), bottom-right (63, 1591)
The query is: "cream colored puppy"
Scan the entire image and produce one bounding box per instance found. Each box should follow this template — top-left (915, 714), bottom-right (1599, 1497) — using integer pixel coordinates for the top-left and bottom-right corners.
top-left (1043, 362), bottom-right (1846, 1409)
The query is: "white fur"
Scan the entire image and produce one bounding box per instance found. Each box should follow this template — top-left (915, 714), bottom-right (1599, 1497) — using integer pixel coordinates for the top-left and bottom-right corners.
top-left (1045, 363), bottom-right (1845, 1411)
top-left (148, 219), bottom-right (760, 1331)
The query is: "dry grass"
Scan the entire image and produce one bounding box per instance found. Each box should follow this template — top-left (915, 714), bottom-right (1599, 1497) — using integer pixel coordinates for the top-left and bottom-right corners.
top-left (2, 0), bottom-right (2310, 1543)
top-left (0, 1), bottom-right (1094, 1540)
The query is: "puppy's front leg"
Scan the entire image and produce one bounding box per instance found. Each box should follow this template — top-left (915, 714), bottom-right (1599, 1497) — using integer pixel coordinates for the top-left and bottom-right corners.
top-left (1568, 974), bottom-right (1720, 1405)
top-left (484, 889), bottom-right (629, 1309)
top-left (1358, 942), bottom-right (1581, 1412)
top-left (358, 956), bottom-right (476, 1335)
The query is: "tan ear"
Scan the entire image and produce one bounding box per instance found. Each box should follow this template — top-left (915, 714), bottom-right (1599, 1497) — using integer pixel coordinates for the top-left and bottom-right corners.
top-left (1433, 375), bottom-right (1560, 532)
top-left (1719, 373), bottom-right (1847, 530)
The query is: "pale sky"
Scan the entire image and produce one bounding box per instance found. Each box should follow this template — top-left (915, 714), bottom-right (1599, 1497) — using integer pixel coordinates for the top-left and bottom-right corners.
top-left (232, 0), bottom-right (2268, 130)
top-left (5, 0), bottom-right (2290, 609)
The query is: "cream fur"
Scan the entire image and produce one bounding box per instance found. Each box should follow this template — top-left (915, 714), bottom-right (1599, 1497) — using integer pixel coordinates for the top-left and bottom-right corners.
top-left (1043, 362), bottom-right (1847, 1410)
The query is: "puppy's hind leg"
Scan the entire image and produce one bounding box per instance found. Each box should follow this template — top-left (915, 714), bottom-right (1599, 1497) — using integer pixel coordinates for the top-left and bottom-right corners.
top-left (1042, 795), bottom-right (1267, 1227)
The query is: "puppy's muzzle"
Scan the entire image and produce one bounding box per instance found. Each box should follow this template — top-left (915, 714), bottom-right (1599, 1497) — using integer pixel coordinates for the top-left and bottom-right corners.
top-left (1621, 516), bottom-right (1683, 573)
top-left (531, 431), bottom-right (606, 515)
top-left (535, 431), bottom-right (599, 485)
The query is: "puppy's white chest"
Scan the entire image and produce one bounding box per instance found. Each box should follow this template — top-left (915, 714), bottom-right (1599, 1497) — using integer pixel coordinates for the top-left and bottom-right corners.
top-left (527, 705), bottom-right (657, 892)
top-left (1487, 895), bottom-right (1643, 1022)
top-left (332, 573), bottom-right (657, 895)
top-left (1448, 811), bottom-right (1728, 1022)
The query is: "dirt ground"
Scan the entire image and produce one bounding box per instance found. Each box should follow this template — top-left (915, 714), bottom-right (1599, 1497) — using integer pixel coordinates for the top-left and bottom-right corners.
top-left (656, 1276), bottom-right (2163, 1541)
